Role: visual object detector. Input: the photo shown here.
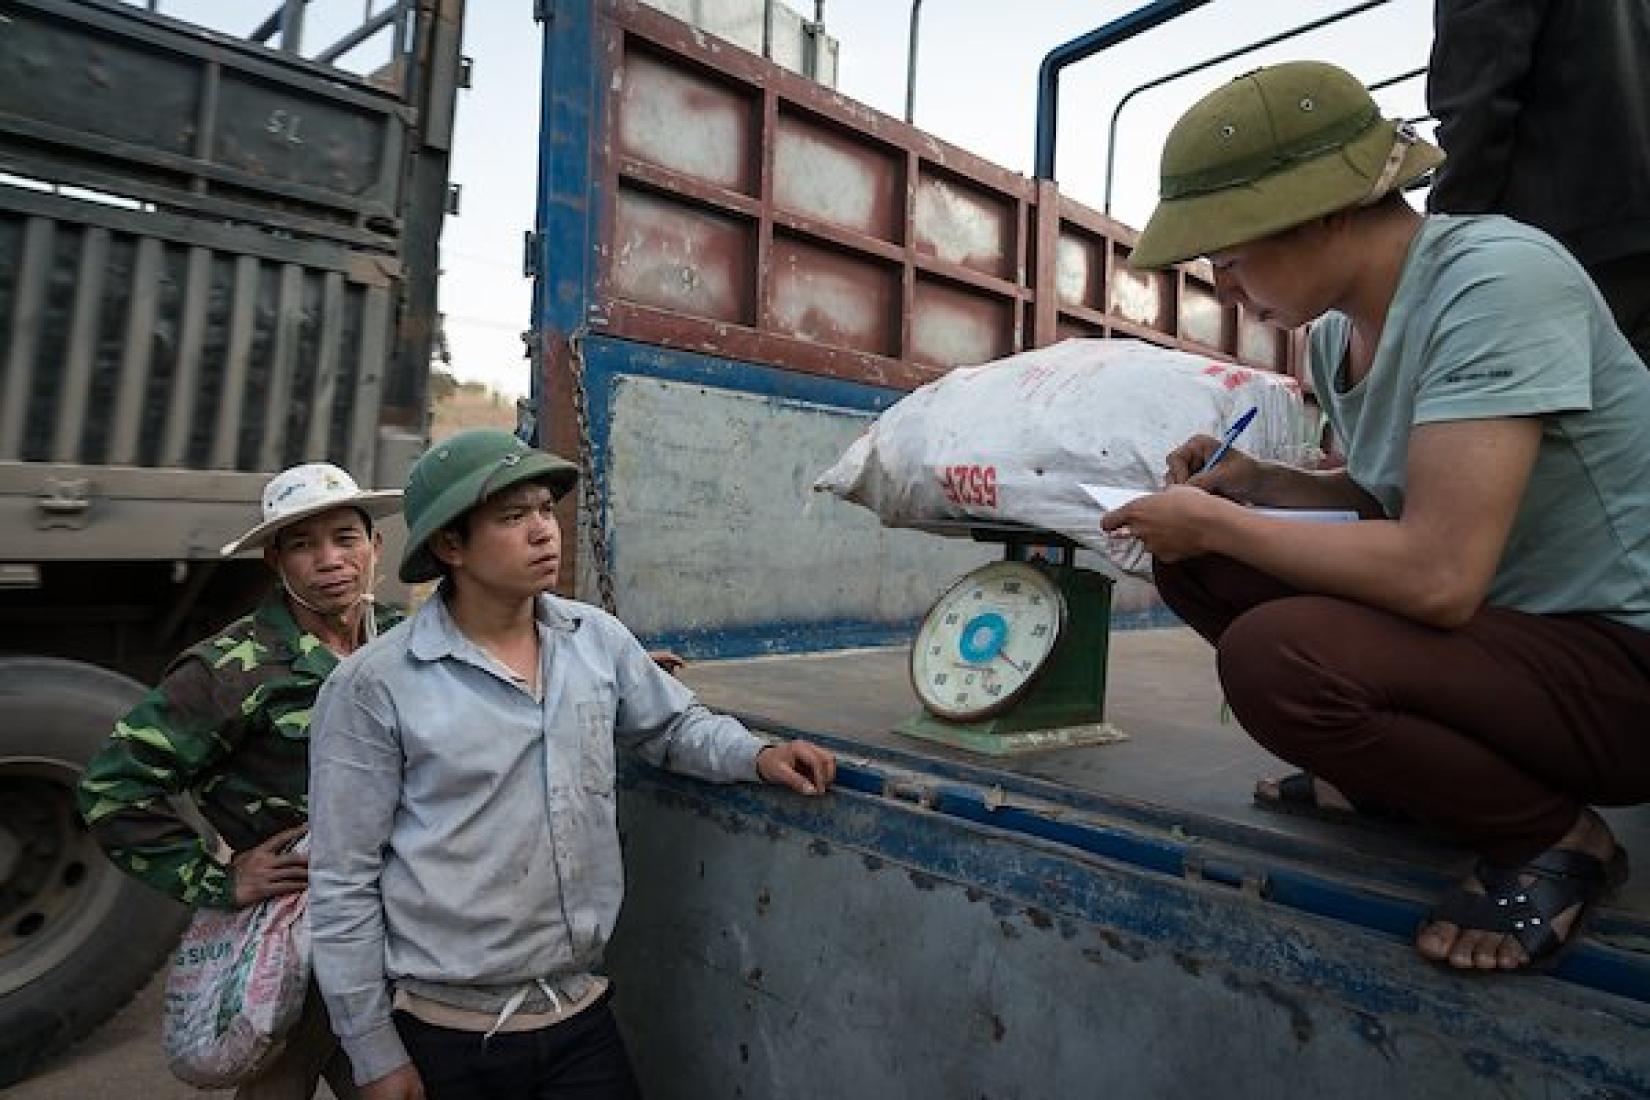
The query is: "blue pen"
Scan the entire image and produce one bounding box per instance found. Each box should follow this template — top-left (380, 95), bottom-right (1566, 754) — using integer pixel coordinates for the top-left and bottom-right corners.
top-left (1200, 406), bottom-right (1258, 474)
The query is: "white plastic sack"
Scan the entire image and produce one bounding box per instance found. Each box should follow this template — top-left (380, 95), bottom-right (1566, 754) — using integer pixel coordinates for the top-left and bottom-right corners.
top-left (162, 850), bottom-right (310, 1088)
top-left (814, 338), bottom-right (1310, 574)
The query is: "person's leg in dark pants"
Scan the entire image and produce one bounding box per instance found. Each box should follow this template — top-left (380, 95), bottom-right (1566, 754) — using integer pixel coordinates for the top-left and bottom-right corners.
top-left (1159, 553), bottom-right (1650, 967)
top-left (394, 992), bottom-right (642, 1100)
top-left (1152, 554), bottom-right (1304, 646)
top-left (392, 1014), bottom-right (488, 1100)
top-left (1213, 593), bottom-right (1650, 859)
top-left (528, 995), bottom-right (642, 1100)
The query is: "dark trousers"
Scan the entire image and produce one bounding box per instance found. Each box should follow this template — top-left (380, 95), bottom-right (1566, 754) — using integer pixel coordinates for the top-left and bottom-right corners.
top-left (1155, 554), bottom-right (1650, 862)
top-left (394, 990), bottom-right (642, 1100)
top-left (1591, 252), bottom-right (1650, 368)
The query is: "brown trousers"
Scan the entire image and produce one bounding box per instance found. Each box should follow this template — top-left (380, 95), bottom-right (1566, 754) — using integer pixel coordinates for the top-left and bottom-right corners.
top-left (1155, 554), bottom-right (1650, 862)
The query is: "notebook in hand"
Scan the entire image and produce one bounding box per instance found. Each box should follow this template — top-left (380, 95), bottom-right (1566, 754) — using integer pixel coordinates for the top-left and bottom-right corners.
top-left (1081, 484), bottom-right (1359, 524)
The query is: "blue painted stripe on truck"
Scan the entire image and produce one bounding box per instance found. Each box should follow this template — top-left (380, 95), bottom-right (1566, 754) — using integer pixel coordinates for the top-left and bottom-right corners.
top-left (624, 754), bottom-right (1650, 1038)
top-left (577, 332), bottom-right (906, 420)
top-left (622, 761), bottom-right (1650, 1090)
top-left (533, 0), bottom-right (601, 390)
top-left (744, 745), bottom-right (1650, 1005)
top-left (645, 621), bottom-right (919, 659)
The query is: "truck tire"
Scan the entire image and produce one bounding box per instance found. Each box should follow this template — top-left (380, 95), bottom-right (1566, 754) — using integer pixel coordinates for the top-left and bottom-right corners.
top-left (0, 657), bottom-right (190, 1088)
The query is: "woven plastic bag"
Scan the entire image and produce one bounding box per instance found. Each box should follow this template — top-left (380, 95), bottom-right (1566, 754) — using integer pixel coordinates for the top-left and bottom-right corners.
top-left (162, 845), bottom-right (310, 1088)
top-left (814, 338), bottom-right (1309, 574)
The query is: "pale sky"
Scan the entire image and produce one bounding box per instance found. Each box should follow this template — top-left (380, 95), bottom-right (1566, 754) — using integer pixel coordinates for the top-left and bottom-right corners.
top-left (137, 1), bottom-right (1437, 397)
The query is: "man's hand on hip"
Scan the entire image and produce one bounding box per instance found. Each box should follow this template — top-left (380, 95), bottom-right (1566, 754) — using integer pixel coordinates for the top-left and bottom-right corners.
top-left (229, 824), bottom-right (309, 907)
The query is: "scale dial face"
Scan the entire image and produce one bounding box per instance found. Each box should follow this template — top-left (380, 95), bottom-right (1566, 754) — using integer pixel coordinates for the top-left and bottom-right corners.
top-left (911, 561), bottom-right (1067, 721)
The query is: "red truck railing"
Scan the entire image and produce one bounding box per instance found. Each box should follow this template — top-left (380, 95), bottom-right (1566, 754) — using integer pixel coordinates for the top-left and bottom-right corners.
top-left (586, 0), bottom-right (1303, 393)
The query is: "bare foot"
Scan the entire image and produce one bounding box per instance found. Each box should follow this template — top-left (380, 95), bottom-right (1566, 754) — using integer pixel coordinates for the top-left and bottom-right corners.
top-left (1416, 809), bottom-right (1619, 971)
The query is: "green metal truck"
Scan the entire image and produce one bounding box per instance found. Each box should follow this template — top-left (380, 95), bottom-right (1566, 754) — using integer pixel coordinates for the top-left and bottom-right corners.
top-left (0, 0), bottom-right (461, 1082)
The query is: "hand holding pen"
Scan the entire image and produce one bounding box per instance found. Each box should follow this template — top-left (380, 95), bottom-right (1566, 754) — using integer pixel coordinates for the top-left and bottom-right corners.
top-left (1199, 406), bottom-right (1257, 474)
top-left (1164, 405), bottom-right (1261, 498)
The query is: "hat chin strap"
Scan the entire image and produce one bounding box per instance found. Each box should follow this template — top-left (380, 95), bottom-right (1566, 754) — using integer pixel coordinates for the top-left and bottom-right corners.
top-left (279, 557), bottom-right (380, 642)
top-left (1360, 124), bottom-right (1417, 206)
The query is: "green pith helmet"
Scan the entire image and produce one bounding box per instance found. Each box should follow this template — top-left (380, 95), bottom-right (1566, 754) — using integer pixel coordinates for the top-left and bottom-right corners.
top-left (1130, 61), bottom-right (1444, 270)
top-left (399, 429), bottom-right (579, 584)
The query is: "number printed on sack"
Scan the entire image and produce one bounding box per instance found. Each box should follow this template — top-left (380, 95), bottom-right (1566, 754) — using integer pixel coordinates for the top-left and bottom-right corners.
top-left (939, 464), bottom-right (999, 508)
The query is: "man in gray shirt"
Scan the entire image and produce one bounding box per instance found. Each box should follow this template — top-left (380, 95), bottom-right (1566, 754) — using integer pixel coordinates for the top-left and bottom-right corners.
top-left (308, 429), bottom-right (835, 1100)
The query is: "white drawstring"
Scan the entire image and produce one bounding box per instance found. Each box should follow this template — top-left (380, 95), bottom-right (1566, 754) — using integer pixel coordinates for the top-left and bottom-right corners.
top-left (483, 978), bottom-right (566, 1042)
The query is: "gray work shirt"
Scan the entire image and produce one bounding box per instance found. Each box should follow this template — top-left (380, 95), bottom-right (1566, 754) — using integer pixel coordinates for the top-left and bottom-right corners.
top-left (308, 592), bottom-right (767, 1084)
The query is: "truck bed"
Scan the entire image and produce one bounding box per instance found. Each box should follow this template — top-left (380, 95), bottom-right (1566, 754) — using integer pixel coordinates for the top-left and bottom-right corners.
top-left (682, 627), bottom-right (1650, 937)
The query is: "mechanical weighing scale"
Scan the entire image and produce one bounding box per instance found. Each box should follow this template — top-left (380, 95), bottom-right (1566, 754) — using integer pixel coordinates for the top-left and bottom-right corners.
top-left (898, 522), bottom-right (1126, 756)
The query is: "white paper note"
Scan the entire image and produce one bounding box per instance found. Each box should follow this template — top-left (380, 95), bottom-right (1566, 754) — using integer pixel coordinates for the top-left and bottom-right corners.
top-left (1080, 483), bottom-right (1359, 524)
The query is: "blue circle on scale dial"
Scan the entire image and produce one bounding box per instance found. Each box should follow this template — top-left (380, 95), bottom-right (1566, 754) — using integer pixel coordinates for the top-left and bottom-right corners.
top-left (957, 612), bottom-right (1009, 663)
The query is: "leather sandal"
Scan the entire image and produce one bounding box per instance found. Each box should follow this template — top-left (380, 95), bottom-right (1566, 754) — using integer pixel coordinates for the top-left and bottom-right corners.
top-left (1423, 846), bottom-right (1629, 970)
top-left (1253, 770), bottom-right (1415, 826)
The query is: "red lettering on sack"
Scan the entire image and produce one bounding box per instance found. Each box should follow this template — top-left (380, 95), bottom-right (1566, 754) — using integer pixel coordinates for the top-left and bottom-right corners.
top-left (938, 464), bottom-right (999, 509)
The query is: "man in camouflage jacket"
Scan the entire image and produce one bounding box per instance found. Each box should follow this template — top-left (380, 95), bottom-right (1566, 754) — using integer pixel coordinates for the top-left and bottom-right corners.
top-left (77, 462), bottom-right (402, 1099)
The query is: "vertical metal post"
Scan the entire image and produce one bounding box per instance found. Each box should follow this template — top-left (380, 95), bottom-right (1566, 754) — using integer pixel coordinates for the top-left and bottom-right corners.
top-left (280, 0), bottom-right (306, 53)
top-left (805, 0), bottom-right (825, 80)
top-left (905, 0), bottom-right (923, 124)
top-left (1099, 0), bottom-right (1390, 211)
top-left (1035, 0), bottom-right (1211, 182)
top-left (762, 0), bottom-right (774, 59)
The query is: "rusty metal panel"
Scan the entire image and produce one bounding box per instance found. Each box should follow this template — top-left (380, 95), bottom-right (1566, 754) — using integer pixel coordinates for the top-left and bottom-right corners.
top-left (0, 186), bottom-right (388, 476)
top-left (1057, 317), bottom-right (1104, 342)
top-left (1054, 227), bottom-right (1102, 311)
top-left (768, 234), bottom-right (898, 356)
top-left (1180, 278), bottom-right (1227, 350)
top-left (1239, 315), bottom-right (1287, 372)
top-left (1108, 251), bottom-right (1172, 333)
top-left (773, 108), bottom-right (901, 242)
top-left (910, 275), bottom-right (1014, 369)
top-left (617, 42), bottom-right (758, 195)
top-left (611, 185), bottom-right (755, 324)
top-left (589, 0), bottom-right (1305, 399)
top-left (913, 168), bottom-right (1015, 282)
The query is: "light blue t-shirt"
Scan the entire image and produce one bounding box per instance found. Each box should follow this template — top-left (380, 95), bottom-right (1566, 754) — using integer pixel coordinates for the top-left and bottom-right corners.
top-left (1309, 214), bottom-right (1650, 630)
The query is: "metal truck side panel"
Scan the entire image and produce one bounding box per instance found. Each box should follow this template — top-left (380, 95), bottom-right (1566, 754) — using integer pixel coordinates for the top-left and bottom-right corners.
top-left (532, 0), bottom-right (1304, 643)
top-left (586, 333), bottom-right (993, 651)
top-left (0, 0), bottom-right (408, 245)
top-left (0, 189), bottom-right (391, 468)
top-left (611, 758), bottom-right (1650, 1099)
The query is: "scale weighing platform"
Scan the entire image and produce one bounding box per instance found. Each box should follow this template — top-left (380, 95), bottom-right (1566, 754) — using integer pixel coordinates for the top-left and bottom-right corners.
top-left (898, 522), bottom-right (1125, 756)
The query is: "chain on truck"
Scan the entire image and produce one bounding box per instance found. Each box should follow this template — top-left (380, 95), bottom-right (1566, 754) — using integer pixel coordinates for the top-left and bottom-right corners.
top-left (0, 0), bottom-right (462, 1084)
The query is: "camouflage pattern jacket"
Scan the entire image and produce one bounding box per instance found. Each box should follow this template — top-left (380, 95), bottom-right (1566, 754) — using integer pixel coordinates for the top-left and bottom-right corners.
top-left (77, 596), bottom-right (403, 909)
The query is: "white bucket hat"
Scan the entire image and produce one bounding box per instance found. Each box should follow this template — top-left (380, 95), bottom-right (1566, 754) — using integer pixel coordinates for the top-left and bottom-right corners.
top-left (222, 463), bottom-right (402, 557)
